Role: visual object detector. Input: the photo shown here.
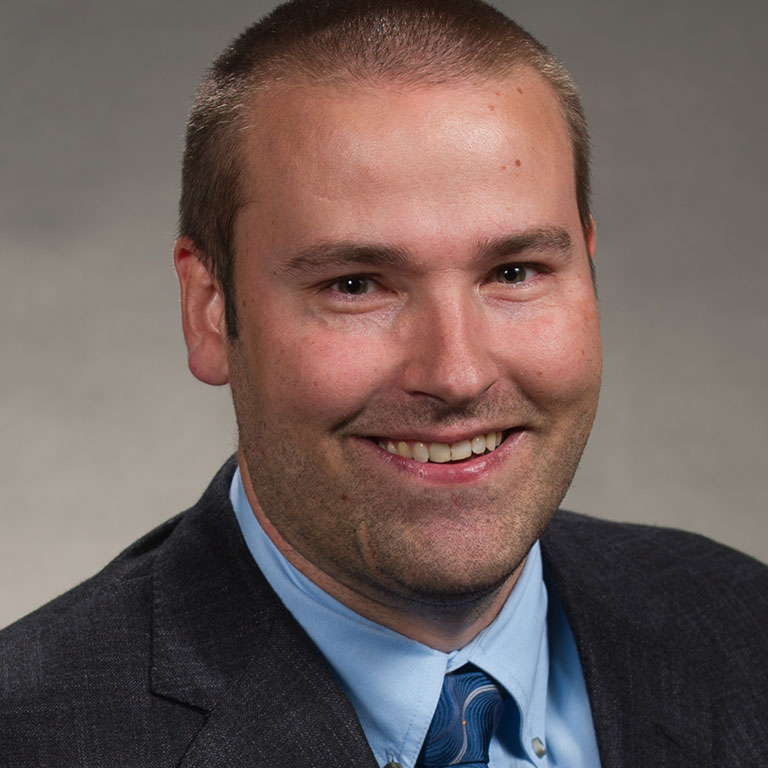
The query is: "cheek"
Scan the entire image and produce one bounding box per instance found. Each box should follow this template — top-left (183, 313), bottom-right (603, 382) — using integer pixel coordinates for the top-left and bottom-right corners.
top-left (504, 302), bottom-right (601, 401)
top-left (262, 321), bottom-right (394, 420)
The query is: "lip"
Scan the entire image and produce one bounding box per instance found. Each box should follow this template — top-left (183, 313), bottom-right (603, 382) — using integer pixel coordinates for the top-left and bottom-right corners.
top-left (357, 428), bottom-right (527, 485)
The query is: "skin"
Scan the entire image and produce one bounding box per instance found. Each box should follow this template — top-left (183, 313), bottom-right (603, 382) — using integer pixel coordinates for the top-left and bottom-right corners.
top-left (175, 69), bottom-right (602, 651)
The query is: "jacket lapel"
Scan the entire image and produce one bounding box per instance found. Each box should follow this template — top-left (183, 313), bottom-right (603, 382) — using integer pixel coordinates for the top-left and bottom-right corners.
top-left (148, 459), bottom-right (376, 768)
top-left (177, 615), bottom-right (377, 768)
top-left (542, 511), bottom-right (714, 768)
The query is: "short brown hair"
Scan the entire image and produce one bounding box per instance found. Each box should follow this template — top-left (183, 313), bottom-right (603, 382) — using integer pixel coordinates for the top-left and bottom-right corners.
top-left (179, 0), bottom-right (591, 338)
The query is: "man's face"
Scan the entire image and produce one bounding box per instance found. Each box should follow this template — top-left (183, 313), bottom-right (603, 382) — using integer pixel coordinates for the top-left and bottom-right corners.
top-left (227, 71), bottom-right (601, 609)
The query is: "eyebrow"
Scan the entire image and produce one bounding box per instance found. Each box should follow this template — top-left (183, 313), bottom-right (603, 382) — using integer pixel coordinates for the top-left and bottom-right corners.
top-left (277, 242), bottom-right (410, 277)
top-left (275, 226), bottom-right (574, 277)
top-left (479, 227), bottom-right (574, 262)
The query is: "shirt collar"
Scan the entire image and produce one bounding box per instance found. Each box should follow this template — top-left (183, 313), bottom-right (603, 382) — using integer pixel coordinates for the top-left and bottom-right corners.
top-left (231, 466), bottom-right (549, 767)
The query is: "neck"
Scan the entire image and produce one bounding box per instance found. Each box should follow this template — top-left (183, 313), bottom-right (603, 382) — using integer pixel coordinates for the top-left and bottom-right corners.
top-left (340, 572), bottom-right (522, 652)
top-left (238, 458), bottom-right (523, 652)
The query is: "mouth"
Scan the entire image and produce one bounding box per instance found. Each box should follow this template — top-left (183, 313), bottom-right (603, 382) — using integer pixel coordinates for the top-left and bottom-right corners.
top-left (375, 429), bottom-right (508, 465)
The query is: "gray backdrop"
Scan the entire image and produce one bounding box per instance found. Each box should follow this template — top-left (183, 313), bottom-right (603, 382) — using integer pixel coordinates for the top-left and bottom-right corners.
top-left (2, 0), bottom-right (766, 629)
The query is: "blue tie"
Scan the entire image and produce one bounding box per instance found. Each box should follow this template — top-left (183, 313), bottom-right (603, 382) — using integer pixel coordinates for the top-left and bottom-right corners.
top-left (417, 665), bottom-right (506, 768)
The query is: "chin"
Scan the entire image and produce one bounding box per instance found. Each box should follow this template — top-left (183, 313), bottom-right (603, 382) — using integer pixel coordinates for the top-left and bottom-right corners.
top-left (352, 500), bottom-right (554, 611)
top-left (364, 548), bottom-right (527, 611)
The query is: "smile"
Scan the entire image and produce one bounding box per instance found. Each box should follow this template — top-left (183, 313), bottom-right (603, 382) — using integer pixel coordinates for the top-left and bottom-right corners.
top-left (376, 431), bottom-right (506, 464)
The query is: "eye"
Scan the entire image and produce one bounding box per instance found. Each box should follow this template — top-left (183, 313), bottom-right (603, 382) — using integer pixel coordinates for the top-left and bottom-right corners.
top-left (333, 276), bottom-right (375, 295)
top-left (494, 264), bottom-right (530, 284)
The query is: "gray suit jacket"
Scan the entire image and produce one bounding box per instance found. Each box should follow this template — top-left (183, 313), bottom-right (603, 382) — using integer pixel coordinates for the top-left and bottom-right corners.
top-left (2, 458), bottom-right (767, 767)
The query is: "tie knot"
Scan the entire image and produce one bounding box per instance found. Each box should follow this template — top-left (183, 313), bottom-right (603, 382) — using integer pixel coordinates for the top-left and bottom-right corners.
top-left (417, 665), bottom-right (505, 768)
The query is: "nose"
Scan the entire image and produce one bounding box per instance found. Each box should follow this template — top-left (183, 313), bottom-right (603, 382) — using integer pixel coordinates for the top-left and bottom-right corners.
top-left (400, 291), bottom-right (499, 406)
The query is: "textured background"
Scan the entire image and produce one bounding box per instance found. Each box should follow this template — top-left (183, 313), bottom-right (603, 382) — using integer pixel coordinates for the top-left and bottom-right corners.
top-left (2, 0), bottom-right (766, 628)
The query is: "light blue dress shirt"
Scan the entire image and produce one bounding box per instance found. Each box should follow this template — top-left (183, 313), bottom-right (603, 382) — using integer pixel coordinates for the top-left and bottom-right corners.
top-left (230, 468), bottom-right (601, 767)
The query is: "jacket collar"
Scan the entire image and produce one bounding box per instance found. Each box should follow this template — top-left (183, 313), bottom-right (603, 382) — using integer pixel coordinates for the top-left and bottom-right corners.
top-left (149, 458), bottom-right (376, 768)
top-left (541, 511), bottom-right (714, 768)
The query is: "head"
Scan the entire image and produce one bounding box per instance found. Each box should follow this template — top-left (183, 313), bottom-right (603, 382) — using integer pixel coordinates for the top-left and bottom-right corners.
top-left (179, 0), bottom-right (592, 340)
top-left (175, 0), bottom-right (601, 638)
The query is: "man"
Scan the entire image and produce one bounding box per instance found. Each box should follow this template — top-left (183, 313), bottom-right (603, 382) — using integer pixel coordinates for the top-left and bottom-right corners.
top-left (2, 0), bottom-right (766, 766)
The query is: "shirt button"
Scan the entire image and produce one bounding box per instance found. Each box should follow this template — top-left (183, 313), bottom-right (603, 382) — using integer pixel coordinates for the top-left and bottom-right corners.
top-left (532, 737), bottom-right (547, 758)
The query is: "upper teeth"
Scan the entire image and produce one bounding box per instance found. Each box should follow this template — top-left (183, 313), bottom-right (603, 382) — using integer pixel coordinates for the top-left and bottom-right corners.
top-left (377, 431), bottom-right (505, 463)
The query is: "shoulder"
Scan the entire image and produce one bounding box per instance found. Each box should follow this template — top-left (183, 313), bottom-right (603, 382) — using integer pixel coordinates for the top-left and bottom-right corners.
top-left (543, 511), bottom-right (768, 634)
top-left (544, 510), bottom-right (768, 604)
top-left (0, 459), bottom-right (243, 765)
top-left (1, 511), bottom-right (179, 675)
top-left (542, 511), bottom-right (768, 749)
top-left (1, 457), bottom-right (238, 663)
top-left (0, 513), bottom-right (197, 765)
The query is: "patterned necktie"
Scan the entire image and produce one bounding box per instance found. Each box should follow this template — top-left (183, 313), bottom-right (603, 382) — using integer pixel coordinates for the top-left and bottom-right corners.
top-left (417, 665), bottom-right (506, 768)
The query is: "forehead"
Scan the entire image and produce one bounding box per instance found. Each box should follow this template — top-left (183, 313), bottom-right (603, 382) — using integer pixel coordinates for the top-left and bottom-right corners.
top-left (235, 71), bottom-right (577, 253)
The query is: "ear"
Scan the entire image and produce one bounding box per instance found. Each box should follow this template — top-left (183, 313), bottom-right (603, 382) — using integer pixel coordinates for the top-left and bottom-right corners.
top-left (173, 237), bottom-right (229, 386)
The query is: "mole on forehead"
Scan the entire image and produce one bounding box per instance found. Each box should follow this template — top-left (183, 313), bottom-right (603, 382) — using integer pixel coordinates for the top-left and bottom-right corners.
top-left (241, 81), bottom-right (565, 194)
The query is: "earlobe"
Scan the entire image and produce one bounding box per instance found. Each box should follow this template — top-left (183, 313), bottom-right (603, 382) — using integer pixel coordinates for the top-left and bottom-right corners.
top-left (173, 237), bottom-right (230, 386)
top-left (586, 215), bottom-right (597, 260)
